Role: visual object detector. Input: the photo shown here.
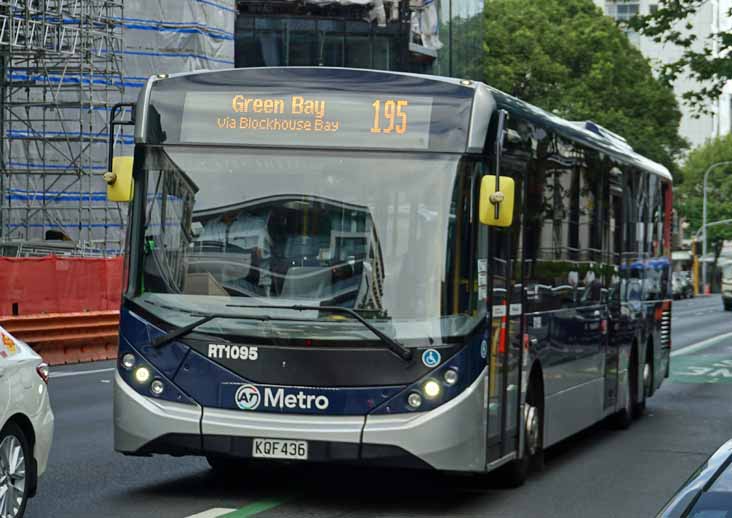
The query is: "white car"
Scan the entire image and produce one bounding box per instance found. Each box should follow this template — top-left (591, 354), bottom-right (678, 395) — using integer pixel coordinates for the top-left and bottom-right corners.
top-left (0, 327), bottom-right (54, 518)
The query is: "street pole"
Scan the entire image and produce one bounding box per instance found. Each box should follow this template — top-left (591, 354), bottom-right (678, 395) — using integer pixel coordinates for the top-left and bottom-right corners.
top-left (702, 161), bottom-right (732, 295)
top-left (692, 239), bottom-right (699, 296)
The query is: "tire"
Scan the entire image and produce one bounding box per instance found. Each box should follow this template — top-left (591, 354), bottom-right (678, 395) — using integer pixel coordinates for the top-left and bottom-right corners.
top-left (498, 376), bottom-right (543, 487)
top-left (634, 352), bottom-right (652, 418)
top-left (0, 422), bottom-right (31, 518)
top-left (612, 356), bottom-right (634, 430)
top-left (724, 301), bottom-right (732, 311)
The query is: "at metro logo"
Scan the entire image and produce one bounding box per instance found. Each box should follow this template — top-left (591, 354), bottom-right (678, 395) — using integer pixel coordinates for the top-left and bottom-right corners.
top-left (265, 388), bottom-right (329, 411)
top-left (234, 385), bottom-right (330, 412)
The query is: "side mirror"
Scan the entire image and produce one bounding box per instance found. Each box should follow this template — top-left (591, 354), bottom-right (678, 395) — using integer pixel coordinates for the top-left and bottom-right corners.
top-left (479, 176), bottom-right (515, 227)
top-left (104, 156), bottom-right (134, 202)
top-left (190, 221), bottom-right (203, 238)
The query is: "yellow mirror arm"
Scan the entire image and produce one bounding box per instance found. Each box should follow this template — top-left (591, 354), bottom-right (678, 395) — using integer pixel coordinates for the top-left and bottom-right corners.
top-left (490, 190), bottom-right (504, 218)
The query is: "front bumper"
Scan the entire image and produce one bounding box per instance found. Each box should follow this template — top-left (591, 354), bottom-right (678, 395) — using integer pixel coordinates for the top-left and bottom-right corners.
top-left (114, 367), bottom-right (488, 472)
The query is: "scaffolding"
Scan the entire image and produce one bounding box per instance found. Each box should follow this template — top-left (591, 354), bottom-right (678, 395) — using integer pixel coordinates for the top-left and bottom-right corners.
top-left (0, 0), bottom-right (125, 256)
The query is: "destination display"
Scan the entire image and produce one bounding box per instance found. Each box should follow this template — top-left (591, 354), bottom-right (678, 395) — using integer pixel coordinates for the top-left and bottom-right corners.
top-left (179, 91), bottom-right (434, 150)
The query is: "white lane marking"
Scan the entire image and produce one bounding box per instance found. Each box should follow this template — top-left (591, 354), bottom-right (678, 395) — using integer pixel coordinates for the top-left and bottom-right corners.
top-left (672, 331), bottom-right (732, 357)
top-left (185, 509), bottom-right (236, 518)
top-left (50, 367), bottom-right (116, 379)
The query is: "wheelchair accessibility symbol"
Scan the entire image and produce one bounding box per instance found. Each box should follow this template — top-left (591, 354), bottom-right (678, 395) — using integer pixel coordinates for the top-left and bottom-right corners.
top-left (422, 349), bottom-right (441, 368)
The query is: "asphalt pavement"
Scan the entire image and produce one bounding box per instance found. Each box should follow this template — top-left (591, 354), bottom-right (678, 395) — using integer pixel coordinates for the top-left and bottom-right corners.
top-left (24, 295), bottom-right (732, 518)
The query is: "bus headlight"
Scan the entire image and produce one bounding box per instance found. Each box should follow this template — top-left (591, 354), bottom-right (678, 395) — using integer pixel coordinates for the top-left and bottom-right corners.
top-left (407, 392), bottom-right (423, 409)
top-left (423, 380), bottom-right (441, 399)
top-left (121, 353), bottom-right (136, 370)
top-left (150, 379), bottom-right (165, 396)
top-left (134, 366), bottom-right (151, 384)
top-left (443, 368), bottom-right (459, 386)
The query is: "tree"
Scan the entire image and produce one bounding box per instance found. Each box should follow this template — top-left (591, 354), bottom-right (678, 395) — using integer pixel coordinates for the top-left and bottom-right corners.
top-left (626, 0), bottom-right (731, 114)
top-left (483, 0), bottom-right (687, 174)
top-left (677, 135), bottom-right (732, 282)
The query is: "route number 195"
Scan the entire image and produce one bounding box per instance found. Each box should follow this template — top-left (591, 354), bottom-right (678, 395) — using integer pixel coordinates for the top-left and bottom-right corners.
top-left (371, 99), bottom-right (409, 135)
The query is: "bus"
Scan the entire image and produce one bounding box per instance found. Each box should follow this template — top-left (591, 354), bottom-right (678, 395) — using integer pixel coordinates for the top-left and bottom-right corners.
top-left (108, 67), bottom-right (672, 485)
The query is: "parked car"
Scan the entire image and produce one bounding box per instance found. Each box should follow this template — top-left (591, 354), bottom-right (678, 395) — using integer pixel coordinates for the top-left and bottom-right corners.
top-left (723, 265), bottom-right (732, 311)
top-left (657, 438), bottom-right (732, 517)
top-left (672, 271), bottom-right (694, 299)
top-left (0, 326), bottom-right (54, 518)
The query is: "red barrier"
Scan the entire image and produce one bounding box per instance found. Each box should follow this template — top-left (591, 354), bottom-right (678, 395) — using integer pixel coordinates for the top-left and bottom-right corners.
top-left (0, 311), bottom-right (120, 365)
top-left (0, 256), bottom-right (123, 316)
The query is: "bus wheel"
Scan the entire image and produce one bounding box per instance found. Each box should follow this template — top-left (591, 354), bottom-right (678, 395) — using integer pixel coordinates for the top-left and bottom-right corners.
top-left (634, 352), bottom-right (651, 418)
top-left (525, 401), bottom-right (544, 472)
top-left (499, 379), bottom-right (543, 487)
top-left (612, 366), bottom-right (633, 430)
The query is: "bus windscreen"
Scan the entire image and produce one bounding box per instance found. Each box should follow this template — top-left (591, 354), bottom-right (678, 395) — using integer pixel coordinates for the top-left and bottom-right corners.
top-left (179, 92), bottom-right (434, 150)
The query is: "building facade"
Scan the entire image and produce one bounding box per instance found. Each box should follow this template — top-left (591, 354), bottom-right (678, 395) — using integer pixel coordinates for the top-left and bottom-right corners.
top-left (597, 0), bottom-right (732, 148)
top-left (235, 0), bottom-right (483, 81)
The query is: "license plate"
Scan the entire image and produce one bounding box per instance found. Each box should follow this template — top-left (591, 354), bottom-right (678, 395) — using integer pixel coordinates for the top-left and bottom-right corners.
top-left (252, 438), bottom-right (308, 460)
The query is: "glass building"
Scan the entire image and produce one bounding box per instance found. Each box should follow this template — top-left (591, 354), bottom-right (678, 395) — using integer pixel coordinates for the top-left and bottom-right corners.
top-left (235, 0), bottom-right (484, 81)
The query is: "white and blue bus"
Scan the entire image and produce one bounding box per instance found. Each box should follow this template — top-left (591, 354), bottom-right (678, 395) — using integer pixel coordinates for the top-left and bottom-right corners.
top-left (109, 67), bottom-right (672, 485)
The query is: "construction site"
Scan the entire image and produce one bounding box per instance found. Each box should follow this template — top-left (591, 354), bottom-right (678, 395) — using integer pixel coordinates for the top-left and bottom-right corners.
top-left (0, 0), bottom-right (236, 364)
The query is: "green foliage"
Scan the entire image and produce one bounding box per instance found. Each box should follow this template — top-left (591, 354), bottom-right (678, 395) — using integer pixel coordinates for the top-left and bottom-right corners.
top-left (677, 135), bottom-right (732, 258)
top-left (627, 0), bottom-right (731, 113)
top-left (483, 0), bottom-right (687, 174)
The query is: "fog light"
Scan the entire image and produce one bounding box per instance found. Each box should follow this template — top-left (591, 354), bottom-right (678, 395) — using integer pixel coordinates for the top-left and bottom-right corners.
top-left (407, 392), bottom-right (422, 409)
top-left (134, 366), bottom-right (151, 384)
top-left (121, 353), bottom-right (135, 370)
top-left (423, 379), bottom-right (441, 399)
top-left (150, 379), bottom-right (164, 396)
top-left (444, 368), bottom-right (458, 386)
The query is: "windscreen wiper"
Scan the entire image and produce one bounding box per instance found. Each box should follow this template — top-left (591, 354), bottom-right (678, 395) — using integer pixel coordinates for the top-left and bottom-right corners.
top-left (226, 303), bottom-right (413, 361)
top-left (150, 304), bottom-right (413, 362)
top-left (150, 311), bottom-right (315, 349)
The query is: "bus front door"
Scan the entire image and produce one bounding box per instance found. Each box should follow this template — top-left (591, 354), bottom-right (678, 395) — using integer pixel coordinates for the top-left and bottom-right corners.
top-left (485, 183), bottom-right (524, 465)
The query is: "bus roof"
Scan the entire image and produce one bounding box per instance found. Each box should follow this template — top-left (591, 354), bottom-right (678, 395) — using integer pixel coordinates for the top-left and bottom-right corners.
top-left (484, 85), bottom-right (673, 182)
top-left (139, 67), bottom-right (672, 181)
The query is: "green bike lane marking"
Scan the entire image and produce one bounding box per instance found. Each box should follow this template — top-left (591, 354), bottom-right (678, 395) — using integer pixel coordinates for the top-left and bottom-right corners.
top-left (669, 330), bottom-right (732, 383)
top-left (186, 497), bottom-right (290, 518)
top-left (671, 355), bottom-right (732, 384)
top-left (219, 499), bottom-right (286, 518)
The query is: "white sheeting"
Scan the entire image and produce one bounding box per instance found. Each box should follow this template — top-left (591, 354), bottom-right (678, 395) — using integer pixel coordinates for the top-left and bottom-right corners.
top-left (299, 0), bottom-right (442, 49)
